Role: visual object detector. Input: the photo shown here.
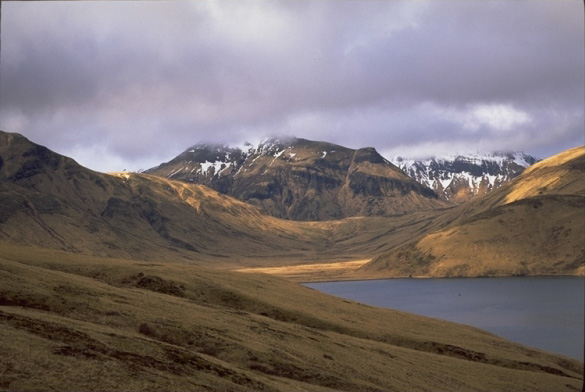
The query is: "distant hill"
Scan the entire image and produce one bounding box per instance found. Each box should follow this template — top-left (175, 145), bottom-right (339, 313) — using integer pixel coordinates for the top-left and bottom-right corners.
top-left (359, 146), bottom-right (585, 278)
top-left (390, 152), bottom-right (539, 203)
top-left (145, 137), bottom-right (450, 220)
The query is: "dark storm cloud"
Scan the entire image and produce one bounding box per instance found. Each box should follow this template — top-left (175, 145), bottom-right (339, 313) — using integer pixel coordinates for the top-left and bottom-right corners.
top-left (1, 1), bottom-right (583, 172)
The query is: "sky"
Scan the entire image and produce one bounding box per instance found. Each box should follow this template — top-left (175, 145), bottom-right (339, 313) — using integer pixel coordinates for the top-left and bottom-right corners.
top-left (1, 0), bottom-right (583, 173)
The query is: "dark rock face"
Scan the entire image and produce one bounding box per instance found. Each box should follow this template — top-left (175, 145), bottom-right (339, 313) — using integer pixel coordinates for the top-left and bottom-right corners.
top-left (146, 137), bottom-right (449, 220)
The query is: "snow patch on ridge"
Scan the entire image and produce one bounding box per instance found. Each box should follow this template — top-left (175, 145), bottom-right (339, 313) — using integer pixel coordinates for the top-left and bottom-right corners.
top-left (388, 151), bottom-right (539, 201)
top-left (199, 160), bottom-right (231, 176)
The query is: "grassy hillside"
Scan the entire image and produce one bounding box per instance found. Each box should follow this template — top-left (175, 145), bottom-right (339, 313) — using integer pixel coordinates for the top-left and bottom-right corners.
top-left (359, 146), bottom-right (585, 278)
top-left (1, 243), bottom-right (582, 391)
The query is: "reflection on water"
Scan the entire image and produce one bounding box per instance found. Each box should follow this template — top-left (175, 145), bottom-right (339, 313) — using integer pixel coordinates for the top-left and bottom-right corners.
top-left (305, 277), bottom-right (584, 360)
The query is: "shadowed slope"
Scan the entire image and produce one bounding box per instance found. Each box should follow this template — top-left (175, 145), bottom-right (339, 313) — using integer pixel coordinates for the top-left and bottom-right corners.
top-left (0, 131), bottom-right (322, 262)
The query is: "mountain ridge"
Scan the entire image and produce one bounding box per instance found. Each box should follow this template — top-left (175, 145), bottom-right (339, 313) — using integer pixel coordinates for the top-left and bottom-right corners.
top-left (2, 130), bottom-right (582, 280)
top-left (145, 137), bottom-right (450, 220)
top-left (390, 151), bottom-right (539, 203)
top-left (1, 130), bottom-right (583, 391)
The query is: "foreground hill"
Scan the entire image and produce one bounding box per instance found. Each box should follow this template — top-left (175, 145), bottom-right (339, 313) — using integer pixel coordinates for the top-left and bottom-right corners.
top-left (145, 137), bottom-right (450, 220)
top-left (359, 146), bottom-right (585, 278)
top-left (391, 151), bottom-right (538, 203)
top-left (0, 244), bottom-right (582, 391)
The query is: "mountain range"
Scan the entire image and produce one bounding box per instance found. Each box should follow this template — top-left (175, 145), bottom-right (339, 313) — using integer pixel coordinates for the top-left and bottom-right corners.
top-left (0, 132), bottom-right (447, 265)
top-left (145, 137), bottom-right (449, 220)
top-left (1, 130), bottom-right (583, 391)
top-left (359, 146), bottom-right (585, 278)
top-left (390, 152), bottom-right (539, 203)
top-left (1, 130), bottom-right (582, 277)
top-left (146, 138), bottom-right (540, 220)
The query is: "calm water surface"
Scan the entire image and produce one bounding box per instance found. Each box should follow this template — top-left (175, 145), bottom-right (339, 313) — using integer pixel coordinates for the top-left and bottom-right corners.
top-left (305, 277), bottom-right (584, 360)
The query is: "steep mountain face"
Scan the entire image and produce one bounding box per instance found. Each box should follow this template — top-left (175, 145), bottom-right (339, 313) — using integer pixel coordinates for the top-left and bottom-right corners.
top-left (146, 137), bottom-right (449, 220)
top-left (391, 152), bottom-right (539, 203)
top-left (359, 146), bottom-right (585, 278)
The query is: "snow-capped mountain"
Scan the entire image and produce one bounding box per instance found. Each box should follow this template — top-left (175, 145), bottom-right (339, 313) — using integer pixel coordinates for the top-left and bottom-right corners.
top-left (145, 137), bottom-right (449, 220)
top-left (389, 152), bottom-right (539, 203)
top-left (145, 137), bottom-right (305, 193)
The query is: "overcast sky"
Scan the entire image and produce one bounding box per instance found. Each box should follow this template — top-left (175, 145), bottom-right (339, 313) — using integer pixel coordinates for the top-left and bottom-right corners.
top-left (1, 1), bottom-right (583, 173)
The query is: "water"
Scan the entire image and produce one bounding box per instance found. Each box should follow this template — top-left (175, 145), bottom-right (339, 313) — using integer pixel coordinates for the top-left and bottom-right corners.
top-left (305, 277), bottom-right (584, 361)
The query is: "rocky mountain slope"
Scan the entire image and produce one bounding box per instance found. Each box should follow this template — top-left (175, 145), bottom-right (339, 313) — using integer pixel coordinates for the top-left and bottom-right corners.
top-left (145, 137), bottom-right (450, 220)
top-left (390, 152), bottom-right (539, 203)
top-left (359, 146), bottom-right (585, 278)
top-left (0, 131), bottom-right (317, 262)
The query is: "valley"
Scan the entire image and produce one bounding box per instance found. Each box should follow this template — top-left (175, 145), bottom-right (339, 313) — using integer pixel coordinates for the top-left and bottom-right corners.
top-left (235, 259), bottom-right (371, 282)
top-left (1, 130), bottom-right (584, 390)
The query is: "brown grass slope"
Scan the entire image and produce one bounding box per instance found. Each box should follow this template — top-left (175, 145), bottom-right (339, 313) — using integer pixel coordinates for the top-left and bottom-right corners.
top-left (359, 146), bottom-right (585, 278)
top-left (0, 131), bottom-right (452, 268)
top-left (0, 244), bottom-right (582, 391)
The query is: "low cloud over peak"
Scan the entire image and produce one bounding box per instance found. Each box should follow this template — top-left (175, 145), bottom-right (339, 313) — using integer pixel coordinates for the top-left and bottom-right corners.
top-left (1, 1), bottom-right (583, 172)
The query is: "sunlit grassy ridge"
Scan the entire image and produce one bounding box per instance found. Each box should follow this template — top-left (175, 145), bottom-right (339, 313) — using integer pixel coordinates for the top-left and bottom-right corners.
top-left (1, 243), bottom-right (582, 391)
top-left (360, 146), bottom-right (585, 278)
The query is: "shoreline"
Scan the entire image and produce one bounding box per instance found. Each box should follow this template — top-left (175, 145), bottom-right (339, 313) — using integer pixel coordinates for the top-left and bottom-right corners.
top-left (300, 274), bottom-right (585, 284)
top-left (234, 259), bottom-right (584, 283)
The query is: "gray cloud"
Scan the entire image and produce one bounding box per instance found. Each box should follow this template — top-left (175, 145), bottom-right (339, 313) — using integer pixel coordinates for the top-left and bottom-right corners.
top-left (1, 0), bottom-right (583, 172)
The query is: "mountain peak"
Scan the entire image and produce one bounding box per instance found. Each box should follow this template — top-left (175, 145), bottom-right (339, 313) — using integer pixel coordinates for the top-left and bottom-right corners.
top-left (0, 130), bottom-right (85, 181)
top-left (146, 137), bottom-right (447, 220)
top-left (389, 151), bottom-right (540, 203)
